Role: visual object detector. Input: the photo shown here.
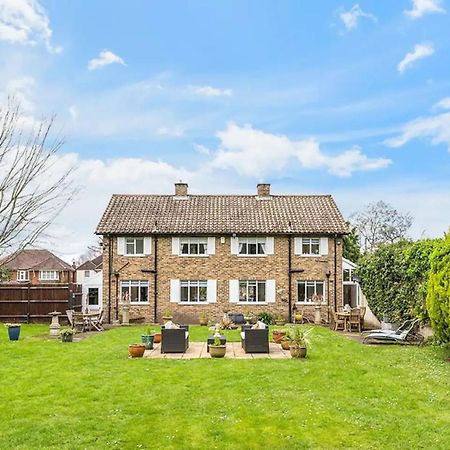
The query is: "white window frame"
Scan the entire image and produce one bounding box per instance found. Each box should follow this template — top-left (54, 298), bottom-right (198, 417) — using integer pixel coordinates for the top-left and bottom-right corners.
top-left (179, 280), bottom-right (208, 303)
top-left (300, 237), bottom-right (321, 256)
top-left (84, 270), bottom-right (90, 278)
top-left (179, 237), bottom-right (208, 256)
top-left (121, 280), bottom-right (149, 304)
top-left (238, 280), bottom-right (266, 303)
top-left (297, 280), bottom-right (325, 304)
top-left (237, 237), bottom-right (267, 256)
top-left (125, 237), bottom-right (145, 256)
top-left (39, 270), bottom-right (59, 281)
top-left (17, 270), bottom-right (29, 281)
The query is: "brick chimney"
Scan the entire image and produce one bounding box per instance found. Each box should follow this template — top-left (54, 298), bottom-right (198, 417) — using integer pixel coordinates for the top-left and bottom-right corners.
top-left (174, 182), bottom-right (188, 197)
top-left (257, 183), bottom-right (271, 197)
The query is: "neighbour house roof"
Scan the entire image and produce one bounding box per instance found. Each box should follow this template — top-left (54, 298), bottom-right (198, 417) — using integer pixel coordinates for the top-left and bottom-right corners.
top-left (96, 193), bottom-right (349, 235)
top-left (0, 249), bottom-right (74, 271)
top-left (77, 255), bottom-right (103, 271)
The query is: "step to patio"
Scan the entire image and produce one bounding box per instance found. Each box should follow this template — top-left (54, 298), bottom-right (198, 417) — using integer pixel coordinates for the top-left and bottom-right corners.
top-left (143, 342), bottom-right (291, 359)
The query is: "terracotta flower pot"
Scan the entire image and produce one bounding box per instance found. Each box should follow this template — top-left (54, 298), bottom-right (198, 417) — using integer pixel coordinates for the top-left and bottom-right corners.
top-left (272, 331), bottom-right (286, 344)
top-left (281, 340), bottom-right (292, 350)
top-left (152, 333), bottom-right (161, 344)
top-left (199, 318), bottom-right (208, 326)
top-left (290, 346), bottom-right (307, 358)
top-left (129, 344), bottom-right (146, 358)
top-left (209, 345), bottom-right (226, 358)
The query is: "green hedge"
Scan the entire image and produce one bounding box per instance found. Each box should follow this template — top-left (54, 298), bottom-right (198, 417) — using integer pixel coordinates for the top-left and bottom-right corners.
top-left (427, 234), bottom-right (450, 343)
top-left (357, 239), bottom-right (439, 323)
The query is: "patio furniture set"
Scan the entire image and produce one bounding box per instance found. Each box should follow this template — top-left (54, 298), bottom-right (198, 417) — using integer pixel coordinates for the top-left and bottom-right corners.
top-left (66, 309), bottom-right (104, 332)
top-left (331, 307), bottom-right (365, 332)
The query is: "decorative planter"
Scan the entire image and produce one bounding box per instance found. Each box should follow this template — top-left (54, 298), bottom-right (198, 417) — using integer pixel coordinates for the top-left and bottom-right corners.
top-left (129, 344), bottom-right (146, 358)
top-left (199, 317), bottom-right (208, 326)
top-left (294, 313), bottom-right (303, 322)
top-left (290, 346), bottom-right (307, 358)
top-left (162, 316), bottom-right (173, 323)
top-left (272, 330), bottom-right (286, 344)
top-left (152, 332), bottom-right (161, 344)
top-left (281, 340), bottom-right (292, 350)
top-left (141, 334), bottom-right (154, 349)
top-left (61, 333), bottom-right (74, 342)
top-left (7, 325), bottom-right (21, 341)
top-left (275, 320), bottom-right (285, 326)
top-left (209, 345), bottom-right (226, 358)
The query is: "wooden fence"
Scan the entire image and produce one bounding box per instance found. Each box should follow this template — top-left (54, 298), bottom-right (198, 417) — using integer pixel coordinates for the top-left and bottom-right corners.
top-left (0, 283), bottom-right (82, 323)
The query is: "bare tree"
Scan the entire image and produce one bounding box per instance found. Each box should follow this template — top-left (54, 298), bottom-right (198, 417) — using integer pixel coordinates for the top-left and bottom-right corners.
top-left (0, 100), bottom-right (76, 260)
top-left (350, 201), bottom-right (412, 253)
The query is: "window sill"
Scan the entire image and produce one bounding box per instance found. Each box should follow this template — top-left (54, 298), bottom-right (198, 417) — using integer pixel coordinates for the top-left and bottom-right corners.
top-left (296, 302), bottom-right (327, 306)
top-left (130, 302), bottom-right (150, 306)
top-left (235, 254), bottom-right (268, 258)
top-left (236, 302), bottom-right (268, 305)
top-left (294, 254), bottom-right (324, 258)
top-left (177, 254), bottom-right (209, 258)
top-left (124, 254), bottom-right (147, 257)
top-left (178, 302), bottom-right (210, 305)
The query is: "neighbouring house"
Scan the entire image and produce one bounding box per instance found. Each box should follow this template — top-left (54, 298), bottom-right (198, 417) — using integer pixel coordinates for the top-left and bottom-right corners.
top-left (76, 255), bottom-right (103, 311)
top-left (0, 249), bottom-right (75, 285)
top-left (343, 258), bottom-right (380, 329)
top-left (95, 182), bottom-right (349, 324)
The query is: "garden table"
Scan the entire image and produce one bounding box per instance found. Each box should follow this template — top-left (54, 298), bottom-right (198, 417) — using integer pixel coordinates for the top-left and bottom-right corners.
top-left (336, 311), bottom-right (350, 331)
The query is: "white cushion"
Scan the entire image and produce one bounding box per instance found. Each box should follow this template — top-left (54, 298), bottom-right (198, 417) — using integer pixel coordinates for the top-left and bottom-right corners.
top-left (164, 320), bottom-right (179, 329)
top-left (185, 331), bottom-right (189, 338)
top-left (256, 320), bottom-right (266, 329)
top-left (241, 331), bottom-right (245, 340)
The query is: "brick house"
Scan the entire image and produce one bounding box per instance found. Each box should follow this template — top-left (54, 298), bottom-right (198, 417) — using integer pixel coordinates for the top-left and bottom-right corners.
top-left (96, 183), bottom-right (348, 324)
top-left (0, 249), bottom-right (75, 284)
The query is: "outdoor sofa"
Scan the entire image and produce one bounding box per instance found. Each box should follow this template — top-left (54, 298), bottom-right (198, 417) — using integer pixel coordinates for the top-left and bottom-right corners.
top-left (241, 325), bottom-right (269, 353)
top-left (161, 325), bottom-right (189, 353)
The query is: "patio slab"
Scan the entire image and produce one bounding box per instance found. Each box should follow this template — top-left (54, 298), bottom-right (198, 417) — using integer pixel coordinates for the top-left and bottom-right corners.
top-left (143, 342), bottom-right (290, 359)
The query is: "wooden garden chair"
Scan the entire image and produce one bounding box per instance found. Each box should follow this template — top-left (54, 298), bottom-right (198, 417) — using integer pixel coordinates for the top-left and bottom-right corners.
top-left (348, 308), bottom-right (361, 333)
top-left (333, 311), bottom-right (346, 331)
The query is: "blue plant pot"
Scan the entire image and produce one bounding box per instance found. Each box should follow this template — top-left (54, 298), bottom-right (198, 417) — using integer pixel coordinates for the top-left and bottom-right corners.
top-left (141, 334), bottom-right (154, 349)
top-left (8, 326), bottom-right (21, 341)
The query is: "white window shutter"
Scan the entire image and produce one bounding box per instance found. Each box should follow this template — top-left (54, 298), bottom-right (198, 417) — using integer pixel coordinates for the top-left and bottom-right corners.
top-left (266, 280), bottom-right (276, 303)
top-left (144, 237), bottom-right (152, 255)
top-left (172, 237), bottom-right (180, 255)
top-left (207, 280), bottom-right (217, 303)
top-left (265, 237), bottom-right (274, 255)
top-left (229, 280), bottom-right (239, 303)
top-left (230, 237), bottom-right (239, 255)
top-left (294, 237), bottom-right (302, 255)
top-left (117, 237), bottom-right (125, 255)
top-left (320, 237), bottom-right (329, 256)
top-left (170, 279), bottom-right (180, 303)
top-left (207, 237), bottom-right (216, 255)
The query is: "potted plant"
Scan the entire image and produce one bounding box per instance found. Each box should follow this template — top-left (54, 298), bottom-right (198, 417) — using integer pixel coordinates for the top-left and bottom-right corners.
top-left (60, 328), bottom-right (75, 342)
top-left (199, 313), bottom-right (208, 326)
top-left (280, 335), bottom-right (292, 350)
top-left (209, 334), bottom-right (226, 358)
top-left (244, 308), bottom-right (252, 324)
top-left (272, 329), bottom-right (286, 344)
top-left (275, 315), bottom-right (285, 326)
top-left (128, 343), bottom-right (146, 358)
top-left (5, 323), bottom-right (21, 341)
top-left (152, 331), bottom-right (161, 344)
top-left (288, 327), bottom-right (311, 358)
top-left (141, 328), bottom-right (154, 349)
top-left (162, 310), bottom-right (173, 322)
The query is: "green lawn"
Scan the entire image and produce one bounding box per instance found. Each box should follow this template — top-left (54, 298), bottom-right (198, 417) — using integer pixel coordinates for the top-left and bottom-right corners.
top-left (1, 325), bottom-right (449, 449)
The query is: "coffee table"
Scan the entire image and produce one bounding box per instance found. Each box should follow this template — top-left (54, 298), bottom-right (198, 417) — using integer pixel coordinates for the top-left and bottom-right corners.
top-left (207, 334), bottom-right (226, 352)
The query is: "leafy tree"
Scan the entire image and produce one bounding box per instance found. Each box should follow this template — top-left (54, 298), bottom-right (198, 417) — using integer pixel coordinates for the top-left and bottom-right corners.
top-left (427, 234), bottom-right (450, 343)
top-left (343, 225), bottom-right (361, 263)
top-left (350, 201), bottom-right (412, 253)
top-left (357, 239), bottom-right (438, 323)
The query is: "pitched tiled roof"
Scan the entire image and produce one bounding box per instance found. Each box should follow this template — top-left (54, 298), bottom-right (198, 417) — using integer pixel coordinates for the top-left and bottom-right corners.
top-left (96, 194), bottom-right (349, 235)
top-left (1, 249), bottom-right (74, 271)
top-left (77, 255), bottom-right (103, 271)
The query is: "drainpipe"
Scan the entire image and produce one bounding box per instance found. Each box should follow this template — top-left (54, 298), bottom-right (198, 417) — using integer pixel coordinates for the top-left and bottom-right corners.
top-left (154, 235), bottom-right (158, 324)
top-left (288, 234), bottom-right (292, 322)
top-left (334, 234), bottom-right (338, 311)
top-left (108, 235), bottom-right (113, 323)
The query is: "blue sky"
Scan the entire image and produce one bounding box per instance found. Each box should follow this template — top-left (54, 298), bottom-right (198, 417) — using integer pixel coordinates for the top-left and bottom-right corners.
top-left (1, 0), bottom-right (450, 258)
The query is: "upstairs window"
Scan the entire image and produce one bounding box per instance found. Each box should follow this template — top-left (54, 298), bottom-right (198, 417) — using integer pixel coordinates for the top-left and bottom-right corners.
top-left (125, 237), bottom-right (144, 255)
top-left (238, 238), bottom-right (266, 256)
top-left (84, 270), bottom-right (90, 278)
top-left (180, 238), bottom-right (207, 255)
top-left (17, 270), bottom-right (29, 281)
top-left (301, 238), bottom-right (320, 255)
top-left (39, 271), bottom-right (59, 281)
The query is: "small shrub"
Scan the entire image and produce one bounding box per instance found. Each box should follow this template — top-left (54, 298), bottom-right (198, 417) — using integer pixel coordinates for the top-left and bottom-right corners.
top-left (257, 311), bottom-right (274, 325)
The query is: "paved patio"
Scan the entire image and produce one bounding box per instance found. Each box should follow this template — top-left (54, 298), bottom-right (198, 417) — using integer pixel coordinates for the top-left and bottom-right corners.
top-left (144, 342), bottom-right (291, 359)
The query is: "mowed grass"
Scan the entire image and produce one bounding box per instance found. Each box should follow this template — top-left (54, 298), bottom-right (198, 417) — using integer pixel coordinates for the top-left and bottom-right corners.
top-left (0, 325), bottom-right (449, 449)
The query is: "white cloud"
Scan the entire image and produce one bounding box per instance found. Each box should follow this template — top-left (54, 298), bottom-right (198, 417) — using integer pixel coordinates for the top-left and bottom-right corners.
top-left (211, 122), bottom-right (390, 178)
top-left (0, 0), bottom-right (62, 53)
top-left (433, 97), bottom-right (450, 110)
top-left (404, 0), bottom-right (446, 19)
top-left (385, 103), bottom-right (450, 151)
top-left (188, 85), bottom-right (233, 97)
top-left (339, 4), bottom-right (377, 30)
top-left (397, 43), bottom-right (434, 74)
top-left (4, 76), bottom-right (36, 113)
top-left (88, 50), bottom-right (126, 71)
top-left (193, 144), bottom-right (211, 155)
